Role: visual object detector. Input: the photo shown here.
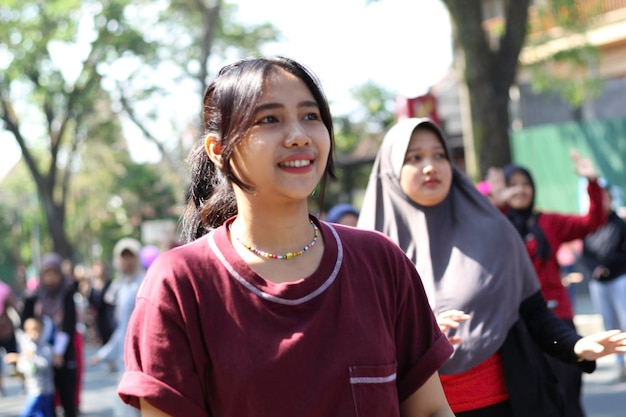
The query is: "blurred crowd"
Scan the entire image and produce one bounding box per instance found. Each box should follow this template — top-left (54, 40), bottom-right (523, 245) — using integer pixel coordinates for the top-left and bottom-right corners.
top-left (0, 238), bottom-right (160, 417)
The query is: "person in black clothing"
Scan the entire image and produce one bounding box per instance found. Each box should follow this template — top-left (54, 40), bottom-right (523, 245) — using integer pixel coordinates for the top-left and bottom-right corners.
top-left (22, 253), bottom-right (78, 417)
top-left (87, 260), bottom-right (116, 346)
top-left (582, 183), bottom-right (626, 381)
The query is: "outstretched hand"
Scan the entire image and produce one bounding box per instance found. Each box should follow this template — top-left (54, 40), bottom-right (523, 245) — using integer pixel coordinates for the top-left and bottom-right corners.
top-left (437, 309), bottom-right (471, 345)
top-left (570, 150), bottom-right (597, 180)
top-left (574, 329), bottom-right (626, 361)
top-left (486, 167), bottom-right (518, 207)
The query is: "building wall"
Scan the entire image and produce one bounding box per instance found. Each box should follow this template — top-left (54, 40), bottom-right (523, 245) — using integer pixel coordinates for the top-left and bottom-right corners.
top-left (517, 76), bottom-right (626, 127)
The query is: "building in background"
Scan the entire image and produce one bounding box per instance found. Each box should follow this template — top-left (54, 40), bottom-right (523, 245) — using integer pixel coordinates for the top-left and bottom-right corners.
top-left (423, 0), bottom-right (626, 182)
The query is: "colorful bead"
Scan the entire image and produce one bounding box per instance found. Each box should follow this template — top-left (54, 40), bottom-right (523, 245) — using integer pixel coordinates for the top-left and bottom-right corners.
top-left (229, 220), bottom-right (319, 260)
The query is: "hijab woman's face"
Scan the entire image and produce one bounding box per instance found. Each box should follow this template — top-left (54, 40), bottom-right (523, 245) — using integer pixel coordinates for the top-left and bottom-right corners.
top-left (399, 127), bottom-right (452, 207)
top-left (506, 171), bottom-right (534, 210)
top-left (41, 268), bottom-right (62, 290)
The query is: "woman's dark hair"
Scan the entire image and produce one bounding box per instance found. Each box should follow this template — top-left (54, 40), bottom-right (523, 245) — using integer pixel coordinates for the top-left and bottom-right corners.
top-left (181, 56), bottom-right (337, 242)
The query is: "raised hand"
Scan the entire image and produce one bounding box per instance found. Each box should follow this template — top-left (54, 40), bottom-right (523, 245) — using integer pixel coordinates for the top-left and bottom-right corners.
top-left (437, 309), bottom-right (471, 345)
top-left (486, 167), bottom-right (519, 207)
top-left (574, 329), bottom-right (626, 361)
top-left (570, 150), bottom-right (597, 180)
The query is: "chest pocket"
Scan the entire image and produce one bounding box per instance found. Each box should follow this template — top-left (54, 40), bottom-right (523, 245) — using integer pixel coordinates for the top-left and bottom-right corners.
top-left (349, 363), bottom-right (398, 417)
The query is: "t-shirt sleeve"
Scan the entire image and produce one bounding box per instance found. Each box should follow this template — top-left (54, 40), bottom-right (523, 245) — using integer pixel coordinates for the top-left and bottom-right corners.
top-left (391, 246), bottom-right (454, 402)
top-left (117, 255), bottom-right (210, 416)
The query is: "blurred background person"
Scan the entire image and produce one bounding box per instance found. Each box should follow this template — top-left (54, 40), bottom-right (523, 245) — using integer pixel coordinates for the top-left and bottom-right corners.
top-left (325, 203), bottom-right (360, 226)
top-left (581, 182), bottom-right (626, 382)
top-left (4, 316), bottom-right (55, 417)
top-left (22, 252), bottom-right (78, 417)
top-left (88, 237), bottom-right (144, 417)
top-left (0, 278), bottom-right (19, 396)
top-left (492, 154), bottom-right (606, 417)
top-left (86, 260), bottom-right (117, 371)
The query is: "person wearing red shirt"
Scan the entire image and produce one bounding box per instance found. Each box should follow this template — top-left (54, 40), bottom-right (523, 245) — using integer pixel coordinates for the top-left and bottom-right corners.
top-left (492, 154), bottom-right (606, 417)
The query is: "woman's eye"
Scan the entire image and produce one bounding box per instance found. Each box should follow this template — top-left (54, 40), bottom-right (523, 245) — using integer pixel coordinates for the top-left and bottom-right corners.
top-left (304, 112), bottom-right (320, 121)
top-left (256, 115), bottom-right (278, 124)
top-left (405, 154), bottom-right (421, 163)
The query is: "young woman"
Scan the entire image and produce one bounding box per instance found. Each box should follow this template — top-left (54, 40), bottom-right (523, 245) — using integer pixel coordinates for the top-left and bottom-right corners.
top-left (582, 184), bottom-right (626, 381)
top-left (490, 157), bottom-right (606, 417)
top-left (357, 117), bottom-right (626, 417)
top-left (117, 57), bottom-right (455, 417)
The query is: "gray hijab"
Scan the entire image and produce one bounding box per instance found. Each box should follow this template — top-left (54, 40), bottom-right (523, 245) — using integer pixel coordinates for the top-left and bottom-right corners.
top-left (357, 118), bottom-right (540, 374)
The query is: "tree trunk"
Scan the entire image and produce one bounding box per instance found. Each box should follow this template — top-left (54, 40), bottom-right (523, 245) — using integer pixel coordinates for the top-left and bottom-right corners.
top-left (443, 0), bottom-right (531, 178)
top-left (1, 97), bottom-right (75, 261)
top-left (467, 69), bottom-right (513, 177)
top-left (40, 192), bottom-right (73, 260)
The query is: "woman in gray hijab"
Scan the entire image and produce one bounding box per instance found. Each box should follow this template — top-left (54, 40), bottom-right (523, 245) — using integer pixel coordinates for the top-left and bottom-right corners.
top-left (358, 118), bottom-right (626, 417)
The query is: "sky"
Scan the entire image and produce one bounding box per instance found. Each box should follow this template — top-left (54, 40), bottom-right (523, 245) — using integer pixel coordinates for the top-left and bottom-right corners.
top-left (1, 0), bottom-right (453, 177)
top-left (233, 0), bottom-right (454, 113)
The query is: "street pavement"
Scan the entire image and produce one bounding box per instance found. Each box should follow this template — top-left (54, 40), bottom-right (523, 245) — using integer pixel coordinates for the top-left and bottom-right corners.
top-left (1, 297), bottom-right (625, 416)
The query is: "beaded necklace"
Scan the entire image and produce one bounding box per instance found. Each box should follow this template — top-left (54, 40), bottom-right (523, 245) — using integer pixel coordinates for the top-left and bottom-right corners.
top-left (228, 220), bottom-right (319, 260)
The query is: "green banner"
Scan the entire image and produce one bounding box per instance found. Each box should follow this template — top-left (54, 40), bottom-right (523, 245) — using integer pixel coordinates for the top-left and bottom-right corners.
top-left (511, 118), bottom-right (626, 213)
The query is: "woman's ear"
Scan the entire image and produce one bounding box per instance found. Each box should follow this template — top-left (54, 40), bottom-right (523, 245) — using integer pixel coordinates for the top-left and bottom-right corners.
top-left (205, 135), bottom-right (223, 169)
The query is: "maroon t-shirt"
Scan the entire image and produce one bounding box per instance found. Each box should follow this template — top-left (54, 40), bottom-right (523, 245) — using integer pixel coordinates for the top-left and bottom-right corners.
top-left (118, 219), bottom-right (452, 417)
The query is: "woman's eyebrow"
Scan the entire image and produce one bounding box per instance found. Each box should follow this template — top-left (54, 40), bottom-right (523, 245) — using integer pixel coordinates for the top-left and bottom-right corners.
top-left (406, 145), bottom-right (445, 152)
top-left (254, 100), bottom-right (319, 113)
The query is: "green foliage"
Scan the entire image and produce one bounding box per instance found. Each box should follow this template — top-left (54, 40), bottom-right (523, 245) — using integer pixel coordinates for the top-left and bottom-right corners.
top-left (528, 45), bottom-right (601, 106)
top-left (527, 0), bottom-right (603, 107)
top-left (324, 81), bottom-right (394, 209)
top-left (349, 81), bottom-right (395, 132)
top-left (0, 161), bottom-right (45, 266)
top-left (0, 0), bottom-right (169, 264)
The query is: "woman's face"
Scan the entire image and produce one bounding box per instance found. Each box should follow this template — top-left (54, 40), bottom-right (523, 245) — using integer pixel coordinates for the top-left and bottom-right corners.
top-left (506, 171), bottom-right (534, 209)
top-left (40, 268), bottom-right (62, 290)
top-left (229, 68), bottom-right (331, 203)
top-left (399, 128), bottom-right (452, 207)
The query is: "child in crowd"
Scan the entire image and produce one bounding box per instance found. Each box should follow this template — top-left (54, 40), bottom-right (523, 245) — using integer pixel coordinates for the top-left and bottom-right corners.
top-left (5, 316), bottom-right (55, 417)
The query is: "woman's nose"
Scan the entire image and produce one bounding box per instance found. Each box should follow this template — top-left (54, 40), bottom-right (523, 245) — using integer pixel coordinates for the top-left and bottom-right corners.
top-left (284, 121), bottom-right (310, 147)
top-left (423, 164), bottom-right (435, 175)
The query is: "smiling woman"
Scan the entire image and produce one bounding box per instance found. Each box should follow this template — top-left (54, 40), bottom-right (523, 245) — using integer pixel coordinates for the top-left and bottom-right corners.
top-left (116, 56), bottom-right (455, 417)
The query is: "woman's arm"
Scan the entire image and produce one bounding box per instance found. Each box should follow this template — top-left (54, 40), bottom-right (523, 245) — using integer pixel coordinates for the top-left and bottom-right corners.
top-left (520, 291), bottom-right (584, 360)
top-left (140, 398), bottom-right (172, 417)
top-left (400, 372), bottom-right (455, 417)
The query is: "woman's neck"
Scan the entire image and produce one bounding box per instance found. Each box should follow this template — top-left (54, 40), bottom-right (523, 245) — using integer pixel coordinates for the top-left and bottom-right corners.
top-left (231, 202), bottom-right (315, 253)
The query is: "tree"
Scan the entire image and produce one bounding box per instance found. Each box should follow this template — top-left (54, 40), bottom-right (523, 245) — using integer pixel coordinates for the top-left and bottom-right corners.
top-left (114, 0), bottom-right (280, 191)
top-left (362, 0), bottom-right (598, 179)
top-left (441, 0), bottom-right (601, 178)
top-left (0, 0), bottom-right (156, 259)
top-left (327, 81), bottom-right (396, 207)
top-left (0, 0), bottom-right (281, 263)
top-left (442, 0), bottom-right (531, 179)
